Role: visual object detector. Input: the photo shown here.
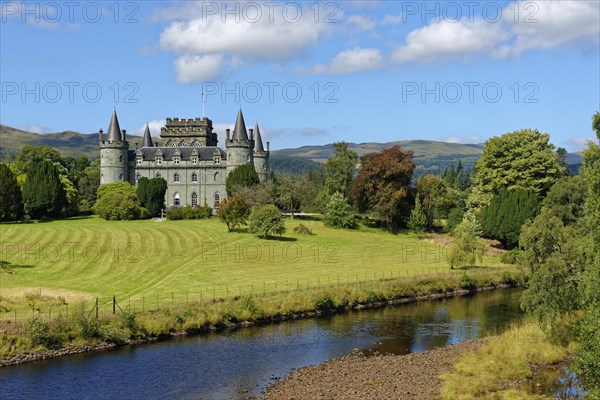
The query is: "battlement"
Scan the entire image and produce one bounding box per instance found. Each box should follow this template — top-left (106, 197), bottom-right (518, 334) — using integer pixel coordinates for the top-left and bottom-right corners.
top-left (164, 117), bottom-right (212, 129)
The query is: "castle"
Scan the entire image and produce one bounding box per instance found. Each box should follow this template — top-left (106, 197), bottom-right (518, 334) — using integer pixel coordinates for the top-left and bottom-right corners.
top-left (99, 108), bottom-right (269, 209)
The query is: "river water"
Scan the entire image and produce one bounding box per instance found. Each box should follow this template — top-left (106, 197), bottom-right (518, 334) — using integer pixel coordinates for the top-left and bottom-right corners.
top-left (0, 289), bottom-right (524, 400)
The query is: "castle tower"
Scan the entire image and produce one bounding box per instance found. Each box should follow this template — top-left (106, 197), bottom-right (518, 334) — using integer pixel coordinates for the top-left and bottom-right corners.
top-left (99, 109), bottom-right (129, 184)
top-left (141, 123), bottom-right (153, 148)
top-left (226, 108), bottom-right (254, 175)
top-left (253, 123), bottom-right (269, 182)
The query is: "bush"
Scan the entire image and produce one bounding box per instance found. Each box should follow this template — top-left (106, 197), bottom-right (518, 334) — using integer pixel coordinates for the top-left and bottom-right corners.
top-left (323, 192), bottom-right (357, 229)
top-left (137, 177), bottom-right (167, 217)
top-left (315, 292), bottom-right (335, 310)
top-left (23, 317), bottom-right (60, 348)
top-left (93, 182), bottom-right (144, 220)
top-left (166, 205), bottom-right (212, 220)
top-left (499, 249), bottom-right (522, 264)
top-left (248, 204), bottom-right (286, 238)
top-left (77, 316), bottom-right (101, 339)
top-left (459, 273), bottom-right (475, 289)
top-left (217, 195), bottom-right (250, 231)
top-left (408, 197), bottom-right (427, 233)
top-left (445, 207), bottom-right (464, 233)
top-left (445, 215), bottom-right (486, 269)
top-left (293, 224), bottom-right (313, 235)
top-left (575, 307), bottom-right (600, 389)
top-left (226, 164), bottom-right (259, 196)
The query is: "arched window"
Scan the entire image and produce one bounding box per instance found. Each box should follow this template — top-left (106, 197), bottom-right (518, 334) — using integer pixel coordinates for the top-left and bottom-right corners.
top-left (165, 140), bottom-right (175, 148)
top-left (214, 192), bottom-right (221, 208)
top-left (191, 173), bottom-right (198, 182)
top-left (247, 154), bottom-right (251, 162)
top-left (156, 172), bottom-right (161, 178)
top-left (191, 140), bottom-right (201, 147)
top-left (178, 140), bottom-right (188, 147)
top-left (174, 173), bottom-right (180, 182)
top-left (191, 193), bottom-right (198, 207)
top-left (174, 192), bottom-right (180, 206)
top-left (119, 173), bottom-right (124, 181)
top-left (136, 173), bottom-right (141, 182)
top-left (100, 174), bottom-right (104, 184)
top-left (214, 172), bottom-right (219, 182)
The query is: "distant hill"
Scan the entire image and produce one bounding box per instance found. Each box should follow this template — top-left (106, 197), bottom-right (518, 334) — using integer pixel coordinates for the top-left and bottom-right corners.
top-left (0, 124), bottom-right (583, 174)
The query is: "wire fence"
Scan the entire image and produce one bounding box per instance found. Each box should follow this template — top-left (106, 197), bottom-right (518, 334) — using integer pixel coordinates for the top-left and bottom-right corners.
top-left (0, 265), bottom-right (491, 333)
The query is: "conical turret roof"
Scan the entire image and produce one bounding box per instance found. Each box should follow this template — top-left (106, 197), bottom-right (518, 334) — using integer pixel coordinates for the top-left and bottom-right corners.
top-left (254, 123), bottom-right (265, 152)
top-left (141, 123), bottom-right (153, 148)
top-left (232, 108), bottom-right (248, 141)
top-left (107, 109), bottom-right (122, 142)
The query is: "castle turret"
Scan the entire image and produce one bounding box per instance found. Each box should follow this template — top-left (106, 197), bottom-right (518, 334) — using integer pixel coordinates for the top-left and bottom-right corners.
top-left (226, 108), bottom-right (254, 175)
top-left (253, 123), bottom-right (269, 182)
top-left (99, 109), bottom-right (129, 184)
top-left (141, 123), bottom-right (153, 148)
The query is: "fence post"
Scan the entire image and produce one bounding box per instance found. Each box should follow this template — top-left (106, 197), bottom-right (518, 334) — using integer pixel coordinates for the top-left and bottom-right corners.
top-left (157, 293), bottom-right (160, 311)
top-left (142, 295), bottom-right (145, 313)
top-left (113, 295), bottom-right (116, 315)
top-left (171, 292), bottom-right (174, 308)
top-left (95, 298), bottom-right (99, 320)
top-left (49, 306), bottom-right (52, 323)
top-left (186, 290), bottom-right (189, 306)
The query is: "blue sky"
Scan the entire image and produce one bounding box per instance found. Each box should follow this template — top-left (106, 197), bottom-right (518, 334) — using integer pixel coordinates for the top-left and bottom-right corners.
top-left (1, 0), bottom-right (598, 151)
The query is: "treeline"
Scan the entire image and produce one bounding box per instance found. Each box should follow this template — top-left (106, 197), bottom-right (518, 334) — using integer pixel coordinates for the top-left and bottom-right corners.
top-left (0, 145), bottom-right (99, 222)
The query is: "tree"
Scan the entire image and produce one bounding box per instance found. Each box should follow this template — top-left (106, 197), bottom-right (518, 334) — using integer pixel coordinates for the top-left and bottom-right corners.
top-left (324, 192), bottom-right (357, 229)
top-left (248, 204), bottom-right (286, 238)
top-left (416, 174), bottom-right (451, 229)
top-left (467, 129), bottom-right (565, 211)
top-left (233, 180), bottom-right (278, 208)
top-left (77, 159), bottom-right (100, 210)
top-left (276, 173), bottom-right (302, 218)
top-left (226, 164), bottom-right (259, 196)
top-left (407, 197), bottom-right (427, 233)
top-left (218, 195), bottom-right (251, 231)
top-left (93, 182), bottom-right (144, 220)
top-left (445, 215), bottom-right (486, 269)
top-left (542, 176), bottom-right (587, 225)
top-left (137, 178), bottom-right (167, 217)
top-left (349, 146), bottom-right (415, 231)
top-left (0, 162), bottom-right (23, 221)
top-left (15, 145), bottom-right (63, 175)
top-left (325, 142), bottom-right (357, 196)
top-left (556, 147), bottom-right (571, 177)
top-left (22, 160), bottom-right (66, 218)
top-left (481, 188), bottom-right (540, 248)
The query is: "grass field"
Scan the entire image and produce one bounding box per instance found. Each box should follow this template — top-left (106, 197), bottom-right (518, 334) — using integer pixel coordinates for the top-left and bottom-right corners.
top-left (0, 216), bottom-right (504, 319)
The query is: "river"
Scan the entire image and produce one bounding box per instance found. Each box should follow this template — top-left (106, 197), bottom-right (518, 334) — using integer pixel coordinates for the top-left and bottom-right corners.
top-left (0, 288), bottom-right (524, 400)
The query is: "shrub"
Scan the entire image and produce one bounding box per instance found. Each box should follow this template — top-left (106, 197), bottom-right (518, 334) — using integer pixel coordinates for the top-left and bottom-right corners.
top-left (445, 215), bottom-right (486, 269)
top-left (293, 224), bottom-right (313, 235)
top-left (248, 204), bottom-right (286, 238)
top-left (459, 273), bottom-right (475, 289)
top-left (217, 195), bottom-right (250, 231)
top-left (137, 177), bottom-right (167, 217)
top-left (499, 249), bottom-right (522, 264)
top-left (100, 324), bottom-right (128, 344)
top-left (23, 317), bottom-right (60, 348)
top-left (315, 292), bottom-right (335, 310)
top-left (166, 205), bottom-right (212, 220)
top-left (77, 317), bottom-right (101, 339)
top-left (408, 197), bottom-right (427, 233)
top-left (323, 192), bottom-right (357, 229)
top-left (93, 182), bottom-right (144, 220)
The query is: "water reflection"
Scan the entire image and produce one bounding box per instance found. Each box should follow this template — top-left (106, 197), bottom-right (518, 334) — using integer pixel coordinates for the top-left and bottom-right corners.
top-left (526, 365), bottom-right (587, 399)
top-left (0, 289), bottom-right (523, 400)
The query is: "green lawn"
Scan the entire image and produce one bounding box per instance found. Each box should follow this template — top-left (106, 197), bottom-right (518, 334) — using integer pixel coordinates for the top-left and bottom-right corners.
top-left (0, 216), bottom-right (503, 317)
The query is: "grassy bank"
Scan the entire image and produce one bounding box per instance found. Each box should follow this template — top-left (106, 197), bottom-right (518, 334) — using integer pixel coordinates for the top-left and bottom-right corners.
top-left (440, 320), bottom-right (575, 399)
top-left (0, 216), bottom-right (505, 322)
top-left (0, 268), bottom-right (523, 362)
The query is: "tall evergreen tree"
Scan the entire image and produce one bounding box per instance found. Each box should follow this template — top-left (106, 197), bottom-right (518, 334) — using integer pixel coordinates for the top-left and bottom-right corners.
top-left (325, 142), bottom-right (358, 196)
top-left (226, 164), bottom-right (259, 195)
top-left (0, 162), bottom-right (24, 221)
top-left (145, 178), bottom-right (167, 217)
top-left (22, 160), bottom-right (66, 218)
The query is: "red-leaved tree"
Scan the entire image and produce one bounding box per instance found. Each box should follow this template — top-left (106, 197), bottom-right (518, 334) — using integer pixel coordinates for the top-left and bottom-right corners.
top-left (349, 146), bottom-right (416, 231)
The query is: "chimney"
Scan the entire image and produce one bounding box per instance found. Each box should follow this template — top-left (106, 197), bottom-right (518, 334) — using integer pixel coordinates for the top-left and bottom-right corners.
top-left (266, 142), bottom-right (270, 152)
top-left (249, 128), bottom-right (254, 141)
top-left (98, 129), bottom-right (103, 143)
top-left (226, 128), bottom-right (231, 141)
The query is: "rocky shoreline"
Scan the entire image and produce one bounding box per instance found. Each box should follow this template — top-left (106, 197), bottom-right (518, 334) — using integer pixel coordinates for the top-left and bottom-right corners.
top-left (0, 285), bottom-right (510, 368)
top-left (261, 339), bottom-right (486, 400)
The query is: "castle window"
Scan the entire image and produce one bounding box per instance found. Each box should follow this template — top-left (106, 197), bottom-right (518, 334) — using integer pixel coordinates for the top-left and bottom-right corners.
top-left (191, 173), bottom-right (198, 182)
top-left (214, 172), bottom-right (219, 182)
top-left (191, 140), bottom-right (201, 147)
top-left (213, 157), bottom-right (220, 164)
top-left (247, 154), bottom-right (251, 162)
top-left (214, 192), bottom-right (221, 209)
top-left (191, 193), bottom-right (198, 207)
top-left (100, 174), bottom-right (104, 184)
top-left (174, 173), bottom-right (180, 182)
top-left (166, 140), bottom-right (175, 148)
top-left (178, 140), bottom-right (188, 147)
top-left (136, 173), bottom-right (141, 183)
top-left (174, 157), bottom-right (180, 165)
top-left (191, 157), bottom-right (198, 165)
top-left (119, 155), bottom-right (123, 162)
top-left (174, 192), bottom-right (180, 207)
top-left (136, 158), bottom-right (142, 165)
top-left (119, 174), bottom-right (124, 181)
top-left (156, 172), bottom-right (161, 178)
top-left (156, 158), bottom-right (162, 165)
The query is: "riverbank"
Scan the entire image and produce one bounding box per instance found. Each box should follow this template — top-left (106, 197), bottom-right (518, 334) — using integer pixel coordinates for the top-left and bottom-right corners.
top-left (0, 269), bottom-right (523, 367)
top-left (262, 339), bottom-right (486, 400)
top-left (261, 321), bottom-right (576, 400)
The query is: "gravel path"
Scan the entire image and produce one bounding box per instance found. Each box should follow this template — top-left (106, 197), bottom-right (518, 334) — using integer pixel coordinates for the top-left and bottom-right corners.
top-left (262, 340), bottom-right (485, 400)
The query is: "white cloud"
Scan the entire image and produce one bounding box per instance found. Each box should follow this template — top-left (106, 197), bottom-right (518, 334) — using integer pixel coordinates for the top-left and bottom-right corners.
top-left (381, 14), bottom-right (403, 26)
top-left (346, 15), bottom-right (375, 32)
top-left (568, 136), bottom-right (596, 151)
top-left (507, 1), bottom-right (600, 54)
top-left (392, 20), bottom-right (508, 64)
top-left (174, 54), bottom-right (224, 83)
top-left (443, 135), bottom-right (482, 144)
top-left (19, 124), bottom-right (51, 134)
top-left (133, 119), bottom-right (165, 136)
top-left (268, 127), bottom-right (329, 139)
top-left (302, 47), bottom-right (383, 75)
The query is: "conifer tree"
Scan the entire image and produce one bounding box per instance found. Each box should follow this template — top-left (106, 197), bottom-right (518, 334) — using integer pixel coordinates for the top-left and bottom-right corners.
top-left (22, 160), bottom-right (66, 218)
